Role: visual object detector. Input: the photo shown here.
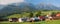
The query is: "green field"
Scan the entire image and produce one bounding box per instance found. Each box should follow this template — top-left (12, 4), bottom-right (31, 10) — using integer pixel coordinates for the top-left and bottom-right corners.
top-left (7, 10), bottom-right (60, 18)
top-left (0, 20), bottom-right (60, 24)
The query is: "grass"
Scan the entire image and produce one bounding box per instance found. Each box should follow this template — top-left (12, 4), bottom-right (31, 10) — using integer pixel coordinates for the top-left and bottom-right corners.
top-left (0, 20), bottom-right (60, 24)
top-left (45, 20), bottom-right (60, 24)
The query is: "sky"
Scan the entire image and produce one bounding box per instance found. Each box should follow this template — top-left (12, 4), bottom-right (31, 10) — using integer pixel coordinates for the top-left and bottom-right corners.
top-left (25, 0), bottom-right (60, 7)
top-left (0, 0), bottom-right (24, 5)
top-left (0, 0), bottom-right (60, 7)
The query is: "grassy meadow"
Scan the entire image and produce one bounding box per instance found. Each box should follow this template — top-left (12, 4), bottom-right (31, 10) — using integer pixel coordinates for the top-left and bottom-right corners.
top-left (0, 20), bottom-right (60, 24)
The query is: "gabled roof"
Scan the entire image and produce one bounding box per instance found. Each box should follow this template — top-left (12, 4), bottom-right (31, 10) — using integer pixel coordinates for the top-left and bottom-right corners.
top-left (56, 13), bottom-right (60, 17)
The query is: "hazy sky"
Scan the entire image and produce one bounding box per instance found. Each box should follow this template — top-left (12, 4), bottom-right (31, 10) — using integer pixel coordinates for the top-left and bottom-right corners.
top-left (25, 0), bottom-right (60, 7)
top-left (0, 0), bottom-right (24, 5)
top-left (0, 0), bottom-right (60, 7)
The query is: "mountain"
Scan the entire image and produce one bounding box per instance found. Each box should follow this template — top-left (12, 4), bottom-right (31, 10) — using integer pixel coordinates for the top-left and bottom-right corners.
top-left (0, 5), bottom-right (5, 9)
top-left (36, 3), bottom-right (60, 10)
top-left (0, 2), bottom-right (36, 17)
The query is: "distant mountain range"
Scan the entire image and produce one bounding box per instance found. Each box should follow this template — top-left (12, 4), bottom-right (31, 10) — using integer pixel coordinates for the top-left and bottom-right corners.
top-left (0, 2), bottom-right (60, 11)
top-left (36, 3), bottom-right (60, 10)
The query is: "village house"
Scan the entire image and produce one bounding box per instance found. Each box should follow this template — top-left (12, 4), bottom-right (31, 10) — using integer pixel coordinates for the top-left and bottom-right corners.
top-left (18, 18), bottom-right (23, 22)
top-left (54, 12), bottom-right (60, 20)
top-left (9, 18), bottom-right (18, 22)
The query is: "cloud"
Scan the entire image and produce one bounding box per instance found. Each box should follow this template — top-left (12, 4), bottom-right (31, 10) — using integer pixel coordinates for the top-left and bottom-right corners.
top-left (0, 0), bottom-right (24, 5)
